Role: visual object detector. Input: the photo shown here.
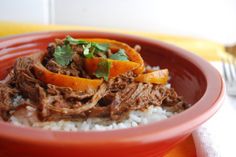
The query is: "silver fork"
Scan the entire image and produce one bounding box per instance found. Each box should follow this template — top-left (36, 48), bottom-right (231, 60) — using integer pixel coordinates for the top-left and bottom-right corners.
top-left (222, 54), bottom-right (236, 96)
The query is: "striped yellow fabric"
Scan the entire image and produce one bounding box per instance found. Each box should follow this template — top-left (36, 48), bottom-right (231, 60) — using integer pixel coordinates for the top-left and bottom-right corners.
top-left (0, 22), bottom-right (224, 61)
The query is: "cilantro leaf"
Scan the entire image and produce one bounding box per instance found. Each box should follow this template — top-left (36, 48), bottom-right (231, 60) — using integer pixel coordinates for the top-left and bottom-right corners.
top-left (95, 59), bottom-right (111, 81)
top-left (83, 43), bottom-right (94, 58)
top-left (83, 43), bottom-right (109, 58)
top-left (65, 36), bottom-right (110, 59)
top-left (109, 49), bottom-right (128, 61)
top-left (53, 45), bottom-right (73, 66)
top-left (93, 43), bottom-right (109, 52)
top-left (66, 35), bottom-right (88, 45)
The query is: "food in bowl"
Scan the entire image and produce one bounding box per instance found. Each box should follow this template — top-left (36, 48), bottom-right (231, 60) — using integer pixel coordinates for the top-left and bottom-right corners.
top-left (0, 36), bottom-right (190, 131)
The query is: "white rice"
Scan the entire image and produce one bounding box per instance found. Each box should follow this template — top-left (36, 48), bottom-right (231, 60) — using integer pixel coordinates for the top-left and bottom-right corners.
top-left (12, 95), bottom-right (31, 107)
top-left (145, 65), bottom-right (160, 71)
top-left (9, 105), bottom-right (174, 131)
top-left (12, 95), bottom-right (24, 107)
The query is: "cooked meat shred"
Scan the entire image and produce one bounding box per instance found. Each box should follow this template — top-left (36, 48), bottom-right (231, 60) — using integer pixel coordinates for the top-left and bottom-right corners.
top-left (0, 84), bottom-right (18, 120)
top-left (10, 104), bottom-right (39, 126)
top-left (0, 38), bottom-right (189, 122)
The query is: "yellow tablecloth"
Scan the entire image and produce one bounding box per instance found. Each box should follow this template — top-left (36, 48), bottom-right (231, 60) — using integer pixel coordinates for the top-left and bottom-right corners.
top-left (1, 21), bottom-right (225, 157)
top-left (0, 22), bottom-right (224, 61)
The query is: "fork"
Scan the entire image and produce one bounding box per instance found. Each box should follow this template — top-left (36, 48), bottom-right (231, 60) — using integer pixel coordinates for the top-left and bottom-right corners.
top-left (222, 54), bottom-right (236, 96)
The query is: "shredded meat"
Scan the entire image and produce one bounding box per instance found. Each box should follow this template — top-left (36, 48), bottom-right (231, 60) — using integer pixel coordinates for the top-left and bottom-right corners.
top-left (102, 80), bottom-right (186, 120)
top-left (43, 41), bottom-right (90, 78)
top-left (0, 84), bottom-right (18, 110)
top-left (45, 59), bottom-right (80, 76)
top-left (0, 83), bottom-right (18, 120)
top-left (11, 104), bottom-right (39, 126)
top-left (39, 83), bottom-right (106, 120)
top-left (0, 40), bottom-right (188, 122)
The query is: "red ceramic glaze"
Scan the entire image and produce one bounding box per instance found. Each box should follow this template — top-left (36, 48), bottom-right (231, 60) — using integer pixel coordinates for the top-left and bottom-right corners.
top-left (0, 31), bottom-right (224, 157)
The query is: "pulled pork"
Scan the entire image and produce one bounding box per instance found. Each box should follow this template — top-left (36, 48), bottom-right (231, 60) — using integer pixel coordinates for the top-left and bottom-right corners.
top-left (0, 56), bottom-right (187, 122)
top-left (0, 39), bottom-right (188, 123)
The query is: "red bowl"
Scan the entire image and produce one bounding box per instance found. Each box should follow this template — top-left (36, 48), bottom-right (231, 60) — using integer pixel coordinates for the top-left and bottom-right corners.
top-left (0, 31), bottom-right (224, 157)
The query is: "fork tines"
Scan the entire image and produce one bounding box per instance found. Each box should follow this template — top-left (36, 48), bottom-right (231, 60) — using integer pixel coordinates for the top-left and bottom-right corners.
top-left (222, 54), bottom-right (236, 96)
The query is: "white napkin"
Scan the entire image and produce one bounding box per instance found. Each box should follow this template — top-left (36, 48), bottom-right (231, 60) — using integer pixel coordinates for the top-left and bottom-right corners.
top-left (192, 62), bottom-right (236, 157)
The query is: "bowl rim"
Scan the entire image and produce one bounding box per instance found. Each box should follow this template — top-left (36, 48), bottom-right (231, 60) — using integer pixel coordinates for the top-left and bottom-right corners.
top-left (0, 31), bottom-right (225, 145)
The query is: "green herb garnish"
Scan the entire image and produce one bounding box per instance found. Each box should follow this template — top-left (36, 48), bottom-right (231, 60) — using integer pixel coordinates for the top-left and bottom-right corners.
top-left (109, 49), bottom-right (128, 61)
top-left (53, 45), bottom-right (73, 66)
top-left (83, 43), bottom-right (94, 58)
top-left (66, 36), bottom-right (88, 45)
top-left (95, 59), bottom-right (111, 81)
top-left (65, 36), bottom-right (110, 58)
top-left (93, 43), bottom-right (109, 52)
